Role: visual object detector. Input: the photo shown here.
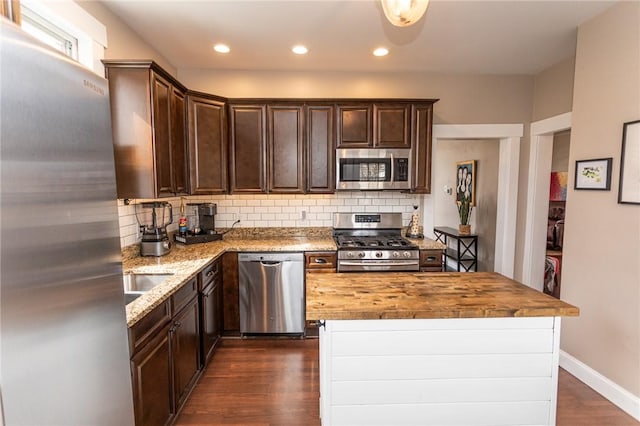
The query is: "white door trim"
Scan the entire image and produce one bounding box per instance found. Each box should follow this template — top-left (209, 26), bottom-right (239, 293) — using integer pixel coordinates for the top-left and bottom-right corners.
top-left (427, 124), bottom-right (523, 278)
top-left (522, 112), bottom-right (572, 290)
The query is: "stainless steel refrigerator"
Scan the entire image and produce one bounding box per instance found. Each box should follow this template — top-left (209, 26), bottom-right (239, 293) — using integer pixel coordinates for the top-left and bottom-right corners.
top-left (0, 19), bottom-right (135, 425)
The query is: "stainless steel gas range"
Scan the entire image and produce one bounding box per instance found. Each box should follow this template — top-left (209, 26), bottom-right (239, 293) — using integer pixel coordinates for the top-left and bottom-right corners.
top-left (333, 212), bottom-right (420, 272)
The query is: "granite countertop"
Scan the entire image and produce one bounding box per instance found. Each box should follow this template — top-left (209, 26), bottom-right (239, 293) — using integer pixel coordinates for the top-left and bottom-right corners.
top-left (123, 231), bottom-right (337, 327)
top-left (407, 237), bottom-right (446, 250)
top-left (306, 271), bottom-right (579, 320)
top-left (122, 227), bottom-right (445, 327)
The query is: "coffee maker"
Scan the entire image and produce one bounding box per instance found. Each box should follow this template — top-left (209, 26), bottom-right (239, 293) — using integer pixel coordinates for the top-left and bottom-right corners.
top-left (174, 203), bottom-right (222, 245)
top-left (138, 201), bottom-right (173, 256)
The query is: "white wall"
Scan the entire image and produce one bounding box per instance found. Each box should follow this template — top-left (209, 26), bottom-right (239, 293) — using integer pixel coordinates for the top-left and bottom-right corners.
top-left (561, 0), bottom-right (640, 405)
top-left (551, 130), bottom-right (571, 172)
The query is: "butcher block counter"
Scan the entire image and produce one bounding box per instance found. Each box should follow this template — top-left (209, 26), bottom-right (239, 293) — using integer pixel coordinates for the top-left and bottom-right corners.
top-left (310, 271), bottom-right (579, 426)
top-left (306, 271), bottom-right (579, 320)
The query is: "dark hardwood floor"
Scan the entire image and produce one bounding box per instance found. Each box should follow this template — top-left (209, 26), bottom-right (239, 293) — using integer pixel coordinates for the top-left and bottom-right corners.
top-left (556, 368), bottom-right (639, 425)
top-left (176, 338), bottom-right (639, 426)
top-left (176, 338), bottom-right (319, 425)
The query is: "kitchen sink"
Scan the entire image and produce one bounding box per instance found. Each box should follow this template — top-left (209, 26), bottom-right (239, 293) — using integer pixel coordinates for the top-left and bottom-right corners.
top-left (123, 273), bottom-right (173, 304)
top-left (123, 273), bottom-right (173, 292)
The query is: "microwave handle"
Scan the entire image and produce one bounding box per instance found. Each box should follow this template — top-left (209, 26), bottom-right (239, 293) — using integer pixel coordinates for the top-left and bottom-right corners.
top-left (390, 153), bottom-right (395, 184)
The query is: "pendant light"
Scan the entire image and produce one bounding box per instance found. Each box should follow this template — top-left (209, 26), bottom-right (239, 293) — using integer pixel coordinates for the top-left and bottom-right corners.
top-left (380, 0), bottom-right (429, 27)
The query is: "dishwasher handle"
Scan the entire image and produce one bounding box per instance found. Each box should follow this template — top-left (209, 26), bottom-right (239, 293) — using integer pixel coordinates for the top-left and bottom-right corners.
top-left (259, 260), bottom-right (282, 266)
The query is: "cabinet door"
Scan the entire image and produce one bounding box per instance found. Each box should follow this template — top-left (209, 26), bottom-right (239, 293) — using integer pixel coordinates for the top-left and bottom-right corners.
top-left (229, 104), bottom-right (267, 193)
top-left (170, 87), bottom-right (189, 195)
top-left (201, 279), bottom-right (223, 364)
top-left (151, 73), bottom-right (174, 197)
top-left (411, 103), bottom-right (434, 193)
top-left (305, 251), bottom-right (337, 272)
top-left (187, 95), bottom-right (227, 194)
top-left (420, 249), bottom-right (443, 272)
top-left (268, 105), bottom-right (304, 193)
top-left (336, 104), bottom-right (371, 147)
top-left (306, 105), bottom-right (335, 193)
top-left (222, 252), bottom-right (240, 334)
top-left (131, 322), bottom-right (173, 426)
top-left (374, 104), bottom-right (410, 148)
top-left (172, 295), bottom-right (201, 411)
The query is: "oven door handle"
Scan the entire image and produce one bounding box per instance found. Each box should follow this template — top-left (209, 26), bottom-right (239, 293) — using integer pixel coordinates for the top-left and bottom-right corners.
top-left (339, 261), bottom-right (420, 267)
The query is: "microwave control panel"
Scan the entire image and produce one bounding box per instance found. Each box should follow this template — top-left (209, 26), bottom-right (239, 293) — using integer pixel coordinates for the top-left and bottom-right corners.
top-left (394, 158), bottom-right (409, 182)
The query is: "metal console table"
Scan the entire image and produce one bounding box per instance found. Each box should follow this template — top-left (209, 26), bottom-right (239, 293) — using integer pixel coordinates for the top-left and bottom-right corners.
top-left (433, 226), bottom-right (478, 272)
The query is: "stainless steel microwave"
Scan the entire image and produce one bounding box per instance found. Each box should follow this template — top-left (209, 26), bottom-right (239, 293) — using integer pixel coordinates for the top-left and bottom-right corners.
top-left (336, 148), bottom-right (412, 190)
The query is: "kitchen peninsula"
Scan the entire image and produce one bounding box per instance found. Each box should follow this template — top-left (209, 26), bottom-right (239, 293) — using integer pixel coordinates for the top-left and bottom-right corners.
top-left (122, 228), bottom-right (577, 426)
top-left (306, 272), bottom-right (579, 426)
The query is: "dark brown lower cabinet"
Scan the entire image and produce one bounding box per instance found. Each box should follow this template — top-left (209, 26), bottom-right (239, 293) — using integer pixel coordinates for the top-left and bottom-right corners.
top-left (131, 322), bottom-right (173, 426)
top-left (222, 252), bottom-right (240, 334)
top-left (172, 294), bottom-right (201, 411)
top-left (129, 277), bottom-right (202, 426)
top-left (201, 276), bottom-right (223, 364)
top-left (200, 258), bottom-right (223, 365)
top-left (419, 249), bottom-right (444, 272)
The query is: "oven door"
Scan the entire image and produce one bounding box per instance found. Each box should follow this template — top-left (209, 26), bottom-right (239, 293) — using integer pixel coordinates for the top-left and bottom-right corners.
top-left (337, 258), bottom-right (420, 272)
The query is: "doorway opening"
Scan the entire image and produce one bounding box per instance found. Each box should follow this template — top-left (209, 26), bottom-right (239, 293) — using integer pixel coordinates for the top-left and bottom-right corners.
top-left (426, 124), bottom-right (523, 278)
top-left (522, 112), bottom-right (572, 291)
top-left (543, 130), bottom-right (571, 298)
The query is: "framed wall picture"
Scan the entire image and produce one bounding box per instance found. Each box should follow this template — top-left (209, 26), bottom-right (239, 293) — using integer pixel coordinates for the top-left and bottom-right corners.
top-left (574, 158), bottom-right (612, 190)
top-left (618, 119), bottom-right (640, 204)
top-left (456, 160), bottom-right (476, 206)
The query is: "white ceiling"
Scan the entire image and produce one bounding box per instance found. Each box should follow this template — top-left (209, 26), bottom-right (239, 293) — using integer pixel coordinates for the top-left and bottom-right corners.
top-left (100, 0), bottom-right (616, 75)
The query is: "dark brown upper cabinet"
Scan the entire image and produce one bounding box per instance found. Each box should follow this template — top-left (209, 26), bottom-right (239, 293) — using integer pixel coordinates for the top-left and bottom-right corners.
top-left (336, 104), bottom-right (372, 147)
top-left (374, 103), bottom-right (410, 148)
top-left (228, 103), bottom-right (267, 193)
top-left (187, 92), bottom-right (227, 195)
top-left (306, 104), bottom-right (335, 193)
top-left (337, 102), bottom-right (411, 149)
top-left (229, 103), bottom-right (305, 194)
top-left (267, 105), bottom-right (305, 193)
top-left (410, 103), bottom-right (435, 193)
top-left (104, 61), bottom-right (189, 199)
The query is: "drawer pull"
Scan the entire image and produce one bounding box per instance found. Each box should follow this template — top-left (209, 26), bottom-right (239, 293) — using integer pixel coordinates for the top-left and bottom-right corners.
top-left (426, 256), bottom-right (436, 261)
top-left (206, 270), bottom-right (214, 277)
top-left (314, 258), bottom-right (328, 264)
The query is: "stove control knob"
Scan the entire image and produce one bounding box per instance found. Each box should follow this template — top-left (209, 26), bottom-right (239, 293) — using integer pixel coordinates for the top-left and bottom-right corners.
top-left (403, 251), bottom-right (411, 258)
top-left (346, 252), bottom-right (354, 258)
top-left (392, 251), bottom-right (400, 258)
top-left (375, 251), bottom-right (383, 258)
top-left (358, 252), bottom-right (366, 258)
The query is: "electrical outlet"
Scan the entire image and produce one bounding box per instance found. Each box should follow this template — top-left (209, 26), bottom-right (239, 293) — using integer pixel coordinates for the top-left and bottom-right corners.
top-left (301, 210), bottom-right (307, 220)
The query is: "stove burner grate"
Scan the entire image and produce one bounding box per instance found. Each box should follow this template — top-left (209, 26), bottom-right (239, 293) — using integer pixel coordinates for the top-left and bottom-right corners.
top-left (335, 235), bottom-right (416, 250)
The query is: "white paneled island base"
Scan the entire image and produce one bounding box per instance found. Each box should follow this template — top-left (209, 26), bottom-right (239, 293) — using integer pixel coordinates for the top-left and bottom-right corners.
top-left (319, 317), bottom-right (562, 426)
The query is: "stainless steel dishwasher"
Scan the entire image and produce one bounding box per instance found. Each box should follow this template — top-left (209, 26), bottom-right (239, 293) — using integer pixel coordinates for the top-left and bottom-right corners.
top-left (238, 252), bottom-right (305, 335)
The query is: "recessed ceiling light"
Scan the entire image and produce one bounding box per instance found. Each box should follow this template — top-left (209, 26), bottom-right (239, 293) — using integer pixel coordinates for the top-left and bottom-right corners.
top-left (292, 45), bottom-right (308, 55)
top-left (213, 44), bottom-right (230, 54)
top-left (373, 47), bottom-right (389, 57)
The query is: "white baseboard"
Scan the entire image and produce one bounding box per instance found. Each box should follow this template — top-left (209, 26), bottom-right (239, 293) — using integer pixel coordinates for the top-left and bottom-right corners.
top-left (560, 350), bottom-right (640, 421)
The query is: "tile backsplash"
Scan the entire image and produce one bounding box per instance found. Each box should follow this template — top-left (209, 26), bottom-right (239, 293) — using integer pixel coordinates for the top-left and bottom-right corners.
top-left (118, 192), bottom-right (423, 248)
